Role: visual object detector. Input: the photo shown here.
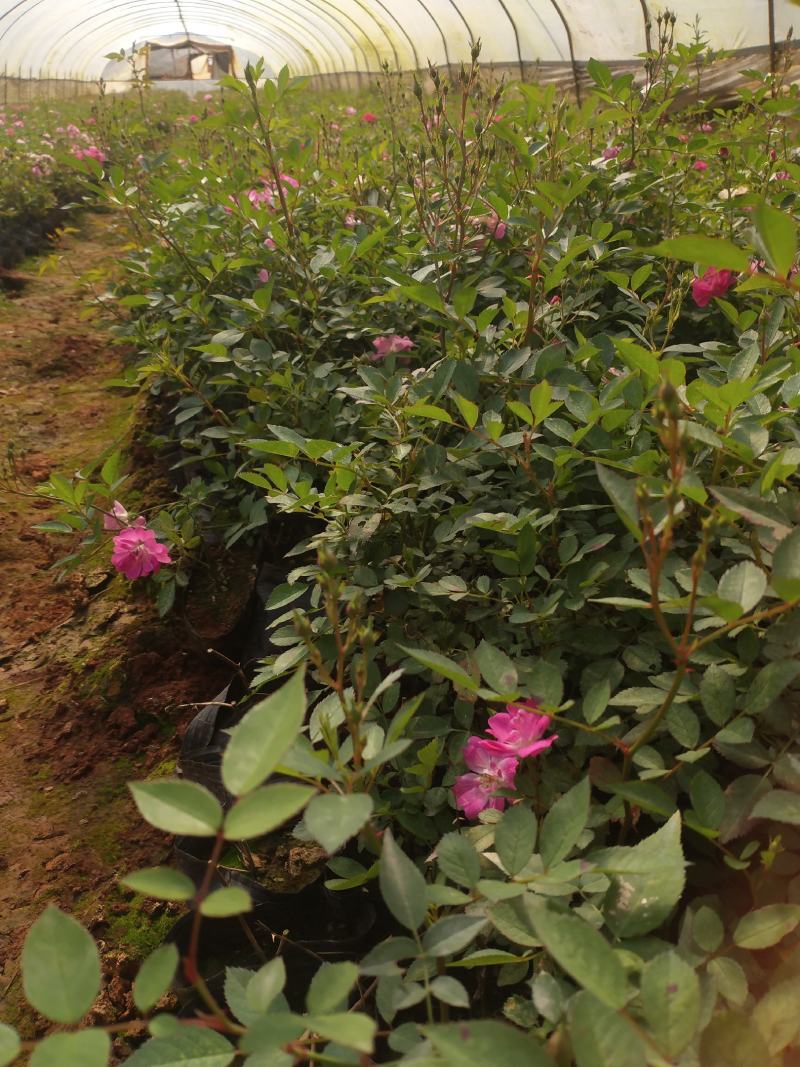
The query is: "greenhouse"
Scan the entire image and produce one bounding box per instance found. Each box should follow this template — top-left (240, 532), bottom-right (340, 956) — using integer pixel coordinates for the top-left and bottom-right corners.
top-left (2, 1), bottom-right (800, 1064)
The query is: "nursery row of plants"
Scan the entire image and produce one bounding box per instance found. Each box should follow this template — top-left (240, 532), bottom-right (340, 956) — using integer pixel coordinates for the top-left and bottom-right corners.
top-left (5, 28), bottom-right (800, 1066)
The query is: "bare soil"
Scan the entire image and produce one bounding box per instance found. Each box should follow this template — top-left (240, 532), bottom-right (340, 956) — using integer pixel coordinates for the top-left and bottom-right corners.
top-left (0, 215), bottom-right (233, 1040)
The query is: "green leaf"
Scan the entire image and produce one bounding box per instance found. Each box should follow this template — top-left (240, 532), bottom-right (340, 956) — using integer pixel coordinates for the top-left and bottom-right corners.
top-left (689, 770), bottom-right (726, 830)
top-left (224, 784), bottom-right (315, 840)
top-left (304, 793), bottom-right (373, 853)
top-left (700, 665), bottom-right (736, 726)
top-left (568, 991), bottom-right (645, 1067)
top-left (405, 402), bottom-right (453, 423)
top-left (0, 1026), bottom-right (20, 1067)
top-left (752, 788), bottom-right (800, 825)
top-left (528, 901), bottom-right (630, 1008)
top-left (594, 813), bottom-right (685, 938)
top-left (744, 659), bottom-right (800, 714)
top-left (733, 903), bottom-right (800, 949)
top-left (134, 944), bottom-right (179, 1013)
top-left (614, 339), bottom-right (659, 385)
top-left (226, 959), bottom-right (286, 1026)
top-left (717, 561), bottom-right (766, 616)
top-left (596, 464), bottom-right (642, 542)
top-left (453, 393), bottom-right (479, 429)
top-left (692, 906), bottom-right (724, 952)
top-left (436, 833), bottom-right (481, 888)
top-left (708, 957), bottom-right (748, 1006)
top-left (422, 1021), bottom-right (554, 1066)
top-left (306, 962), bottom-right (358, 1014)
top-left (129, 780), bottom-right (223, 837)
top-left (699, 1011), bottom-right (771, 1067)
top-left (474, 639), bottom-right (518, 695)
top-left (22, 906), bottom-right (101, 1023)
top-left (430, 976), bottom-right (470, 1008)
top-left (222, 667), bottom-right (307, 796)
top-left (379, 829), bottom-right (427, 931)
top-left (640, 951), bottom-right (700, 1057)
top-left (400, 646), bottom-right (478, 691)
top-left (303, 1013), bottom-right (376, 1053)
top-left (539, 777), bottom-right (590, 869)
top-left (495, 803), bottom-right (537, 876)
top-left (710, 486), bottom-right (791, 537)
top-left (126, 1029), bottom-right (235, 1066)
top-left (648, 235), bottom-right (750, 272)
top-left (423, 915), bottom-right (489, 957)
top-left (200, 887), bottom-right (252, 918)
top-left (753, 976), bottom-right (800, 1054)
top-left (30, 1031), bottom-right (110, 1067)
top-left (771, 527), bottom-right (800, 600)
top-left (753, 200), bottom-right (797, 277)
top-left (583, 679), bottom-right (611, 724)
top-left (121, 867), bottom-right (197, 901)
top-left (239, 1014), bottom-right (304, 1056)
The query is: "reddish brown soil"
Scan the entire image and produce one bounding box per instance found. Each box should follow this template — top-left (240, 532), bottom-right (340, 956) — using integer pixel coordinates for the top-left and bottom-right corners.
top-left (0, 216), bottom-right (233, 1039)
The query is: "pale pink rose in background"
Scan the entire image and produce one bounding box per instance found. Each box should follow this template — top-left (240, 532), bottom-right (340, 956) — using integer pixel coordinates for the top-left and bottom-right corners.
top-left (278, 173), bottom-right (300, 189)
top-left (264, 237), bottom-right (277, 250)
top-left (361, 112), bottom-right (378, 124)
top-left (453, 737), bottom-right (518, 819)
top-left (188, 114), bottom-right (200, 124)
top-left (693, 159), bottom-right (708, 171)
top-left (691, 267), bottom-right (736, 307)
top-left (549, 294), bottom-right (561, 305)
top-left (677, 134), bottom-right (689, 143)
top-left (774, 170), bottom-right (791, 181)
top-left (111, 527), bottom-right (172, 580)
top-left (204, 92), bottom-right (213, 101)
top-left (371, 335), bottom-right (415, 360)
top-left (699, 122), bottom-right (713, 132)
top-left (602, 145), bottom-right (621, 160)
top-left (257, 268), bottom-right (270, 283)
top-left (344, 106), bottom-right (357, 115)
top-left (484, 700), bottom-right (558, 759)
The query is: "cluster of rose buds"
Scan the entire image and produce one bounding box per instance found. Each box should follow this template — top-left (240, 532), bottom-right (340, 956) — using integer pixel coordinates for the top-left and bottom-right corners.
top-left (453, 699), bottom-right (557, 819)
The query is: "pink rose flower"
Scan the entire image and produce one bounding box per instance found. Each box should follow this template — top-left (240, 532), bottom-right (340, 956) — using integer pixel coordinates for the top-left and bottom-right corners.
top-left (103, 500), bottom-right (130, 531)
top-left (111, 526), bottom-right (172, 580)
top-left (602, 145), bottom-right (621, 160)
top-left (677, 134), bottom-right (689, 143)
top-left (257, 268), bottom-right (270, 283)
top-left (371, 335), bottom-right (415, 360)
top-left (344, 106), bottom-right (357, 115)
top-left (453, 737), bottom-right (518, 819)
top-left (361, 112), bottom-right (378, 124)
top-left (693, 160), bottom-right (708, 171)
top-left (483, 700), bottom-right (558, 759)
top-left (775, 170), bottom-right (791, 181)
top-left (691, 266), bottom-right (737, 308)
top-left (264, 237), bottom-right (276, 250)
top-left (188, 114), bottom-right (200, 124)
top-left (699, 122), bottom-right (713, 132)
top-left (204, 93), bottom-right (213, 101)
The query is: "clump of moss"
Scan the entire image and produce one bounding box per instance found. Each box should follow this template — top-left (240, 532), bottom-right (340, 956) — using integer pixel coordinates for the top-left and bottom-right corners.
top-left (108, 895), bottom-right (179, 961)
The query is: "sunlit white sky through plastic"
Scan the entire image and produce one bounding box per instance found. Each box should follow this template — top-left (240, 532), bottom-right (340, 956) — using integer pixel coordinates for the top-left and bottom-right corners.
top-left (0, 0), bottom-right (794, 79)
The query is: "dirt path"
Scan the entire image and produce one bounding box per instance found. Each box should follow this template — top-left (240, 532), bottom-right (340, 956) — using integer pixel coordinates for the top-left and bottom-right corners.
top-left (0, 216), bottom-right (230, 1038)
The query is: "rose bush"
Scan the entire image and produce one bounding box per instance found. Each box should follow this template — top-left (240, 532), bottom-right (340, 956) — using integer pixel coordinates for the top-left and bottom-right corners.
top-left (10, 27), bottom-right (800, 1067)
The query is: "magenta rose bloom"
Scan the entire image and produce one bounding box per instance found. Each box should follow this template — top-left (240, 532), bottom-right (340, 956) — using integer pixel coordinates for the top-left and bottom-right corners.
top-left (483, 699), bottom-right (558, 758)
top-left (111, 527), bottom-right (172, 580)
top-left (453, 737), bottom-right (518, 819)
top-left (691, 267), bottom-right (737, 308)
